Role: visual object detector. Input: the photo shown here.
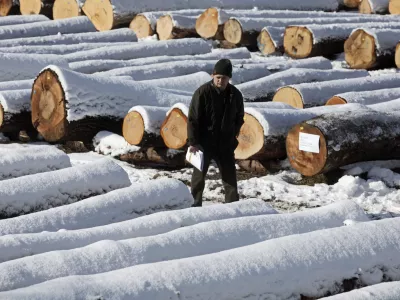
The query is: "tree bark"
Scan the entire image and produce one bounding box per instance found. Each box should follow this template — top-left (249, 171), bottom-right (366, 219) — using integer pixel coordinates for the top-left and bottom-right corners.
top-left (119, 147), bottom-right (186, 169)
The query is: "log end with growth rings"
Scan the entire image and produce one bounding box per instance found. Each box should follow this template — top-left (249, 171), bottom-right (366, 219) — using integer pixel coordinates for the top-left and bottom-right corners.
top-left (31, 69), bottom-right (67, 142)
top-left (389, 0), bottom-right (400, 14)
top-left (82, 0), bottom-right (114, 31)
top-left (0, 104), bottom-right (3, 129)
top-left (286, 123), bottom-right (327, 176)
top-left (395, 42), bottom-right (400, 68)
top-left (343, 0), bottom-right (362, 8)
top-left (19, 0), bottom-right (42, 14)
top-left (156, 15), bottom-right (174, 40)
top-left (130, 14), bottom-right (154, 39)
top-left (0, 0), bottom-right (13, 16)
top-left (257, 29), bottom-right (277, 55)
top-left (273, 87), bottom-right (304, 109)
top-left (223, 18), bottom-right (243, 44)
top-left (283, 26), bottom-right (314, 59)
top-left (195, 7), bottom-right (220, 39)
top-left (160, 108), bottom-right (188, 149)
top-left (53, 0), bottom-right (81, 19)
top-left (359, 0), bottom-right (373, 13)
top-left (234, 113), bottom-right (264, 160)
top-left (344, 29), bottom-right (376, 69)
top-left (122, 111), bottom-right (145, 145)
top-left (325, 96), bottom-right (347, 105)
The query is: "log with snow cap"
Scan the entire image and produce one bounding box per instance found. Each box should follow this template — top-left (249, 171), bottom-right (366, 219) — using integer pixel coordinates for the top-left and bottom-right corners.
top-left (368, 98), bottom-right (400, 111)
top-left (273, 73), bottom-right (400, 108)
top-left (286, 108), bottom-right (400, 176)
top-left (65, 38), bottom-right (212, 62)
top-left (157, 14), bottom-right (199, 40)
top-left (0, 201), bottom-right (388, 300)
top-left (0, 200), bottom-right (369, 292)
top-left (359, 0), bottom-right (389, 13)
top-left (82, 0), bottom-right (339, 33)
top-left (0, 144), bottom-right (70, 181)
top-left (0, 28), bottom-right (137, 47)
top-left (0, 199), bottom-right (277, 262)
top-left (235, 103), bottom-right (366, 160)
top-left (68, 47), bottom-right (251, 73)
top-left (237, 68), bottom-right (368, 102)
top-left (345, 28), bottom-right (400, 69)
top-left (0, 16), bottom-right (96, 40)
top-left (19, 0), bottom-right (55, 17)
top-left (0, 158), bottom-right (130, 219)
top-left (326, 86), bottom-right (400, 105)
top-left (321, 281), bottom-right (400, 299)
top-left (0, 14), bottom-right (48, 24)
top-left (123, 106), bottom-right (169, 147)
top-left (257, 27), bottom-right (285, 55)
top-left (53, 0), bottom-right (83, 19)
top-left (31, 65), bottom-right (192, 143)
top-left (284, 22), bottom-right (400, 59)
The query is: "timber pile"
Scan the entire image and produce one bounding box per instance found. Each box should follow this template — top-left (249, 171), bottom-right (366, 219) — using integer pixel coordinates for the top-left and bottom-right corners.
top-left (345, 28), bottom-right (400, 69)
top-left (53, 0), bottom-right (83, 19)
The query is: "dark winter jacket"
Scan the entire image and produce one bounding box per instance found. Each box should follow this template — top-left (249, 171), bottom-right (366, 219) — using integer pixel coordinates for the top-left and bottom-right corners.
top-left (187, 80), bottom-right (244, 152)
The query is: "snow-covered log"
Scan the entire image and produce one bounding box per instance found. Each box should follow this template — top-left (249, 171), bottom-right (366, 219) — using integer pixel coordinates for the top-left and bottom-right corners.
top-left (273, 73), bottom-right (400, 108)
top-left (93, 131), bottom-right (139, 157)
top-left (0, 0), bottom-right (19, 16)
top-left (160, 103), bottom-right (189, 150)
top-left (68, 47), bottom-right (250, 73)
top-left (31, 65), bottom-right (191, 143)
top-left (0, 144), bottom-right (70, 181)
top-left (322, 281), bottom-right (400, 299)
top-left (2, 201), bottom-right (392, 300)
top-left (368, 98), bottom-right (400, 111)
top-left (157, 14), bottom-right (198, 40)
top-left (389, 0), bottom-right (400, 13)
top-left (0, 199), bottom-right (276, 262)
top-left (257, 56), bottom-right (333, 72)
top-left (0, 28), bottom-right (137, 47)
top-left (286, 109), bottom-right (400, 176)
top-left (257, 27), bottom-right (285, 55)
top-left (65, 38), bottom-right (211, 62)
top-left (0, 79), bottom-right (33, 91)
top-left (237, 68), bottom-right (368, 102)
top-left (0, 14), bottom-right (48, 25)
top-left (123, 106), bottom-right (169, 146)
top-left (326, 86), bottom-right (400, 105)
top-left (53, 0), bottom-right (83, 19)
top-left (346, 28), bottom-right (400, 69)
top-left (284, 22), bottom-right (400, 59)
top-left (0, 16), bottom-right (95, 40)
top-left (359, 0), bottom-right (389, 13)
top-left (0, 53), bottom-right (68, 82)
top-left (0, 200), bottom-right (369, 292)
top-left (118, 147), bottom-right (188, 168)
top-left (0, 158), bottom-right (130, 218)
top-left (19, 0), bottom-right (55, 17)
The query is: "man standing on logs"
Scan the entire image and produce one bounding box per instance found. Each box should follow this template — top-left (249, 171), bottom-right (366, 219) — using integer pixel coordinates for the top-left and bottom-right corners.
top-left (188, 59), bottom-right (244, 207)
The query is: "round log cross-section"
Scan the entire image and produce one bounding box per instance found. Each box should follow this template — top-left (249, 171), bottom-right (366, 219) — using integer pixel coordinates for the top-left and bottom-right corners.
top-left (389, 0), bottom-right (400, 14)
top-left (156, 15), bottom-right (174, 40)
top-left (130, 14), bottom-right (154, 39)
top-left (325, 96), bottom-right (347, 105)
top-left (223, 18), bottom-right (243, 44)
top-left (0, 0), bottom-right (16, 16)
top-left (82, 0), bottom-right (114, 31)
top-left (31, 69), bottom-right (66, 142)
top-left (283, 26), bottom-right (314, 59)
top-left (234, 113), bottom-right (264, 160)
top-left (195, 7), bottom-right (223, 39)
top-left (0, 104), bottom-right (4, 129)
top-left (160, 108), bottom-right (188, 149)
top-left (395, 42), bottom-right (400, 68)
top-left (343, 0), bottom-right (362, 7)
top-left (122, 111), bottom-right (145, 145)
top-left (359, 0), bottom-right (373, 13)
top-left (272, 87), bottom-right (304, 109)
top-left (20, 0), bottom-right (42, 14)
top-left (257, 29), bottom-right (277, 55)
top-left (286, 123), bottom-right (327, 176)
top-left (344, 29), bottom-right (376, 69)
top-left (53, 0), bottom-right (81, 19)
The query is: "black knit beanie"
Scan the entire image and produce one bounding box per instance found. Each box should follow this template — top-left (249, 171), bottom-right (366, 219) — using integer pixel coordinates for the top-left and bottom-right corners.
top-left (213, 59), bottom-right (232, 78)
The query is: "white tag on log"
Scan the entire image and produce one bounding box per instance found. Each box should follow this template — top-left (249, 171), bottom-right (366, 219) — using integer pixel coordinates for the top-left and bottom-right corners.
top-left (299, 132), bottom-right (320, 153)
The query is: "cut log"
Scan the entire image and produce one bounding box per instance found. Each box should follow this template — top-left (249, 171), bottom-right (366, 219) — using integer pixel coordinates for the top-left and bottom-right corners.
top-left (389, 0), bottom-right (400, 13)
top-left (0, 79), bottom-right (33, 91)
top-left (284, 22), bottom-right (400, 59)
top-left (157, 14), bottom-right (199, 40)
top-left (93, 130), bottom-right (139, 156)
top-left (254, 56), bottom-right (333, 73)
top-left (0, 0), bottom-right (19, 16)
top-left (326, 86), bottom-right (400, 105)
top-left (0, 158), bottom-right (130, 218)
top-left (5, 201), bottom-right (395, 300)
top-left (0, 28), bottom-right (137, 48)
top-left (130, 12), bottom-right (162, 39)
top-left (19, 0), bottom-right (55, 17)
top-left (0, 16), bottom-right (95, 40)
top-left (0, 144), bottom-right (70, 181)
top-left (0, 200), bottom-right (369, 292)
top-left (0, 14), bottom-right (48, 24)
top-left (237, 68), bottom-right (368, 102)
top-left (0, 53), bottom-right (68, 82)
top-left (273, 73), bottom-right (400, 108)
top-left (341, 0), bottom-right (362, 8)
top-left (322, 282), bottom-right (400, 300)
top-left (0, 200), bottom-right (274, 262)
top-left (257, 27), bottom-right (285, 55)
top-left (160, 103), bottom-right (189, 150)
top-left (395, 42), bottom-right (400, 67)
top-left (359, 0), bottom-right (389, 13)
top-left (287, 109), bottom-right (400, 176)
top-left (119, 147), bottom-right (187, 168)
top-left (65, 38), bottom-right (211, 62)
top-left (345, 28), bottom-right (400, 69)
top-left (123, 106), bottom-right (169, 147)
top-left (53, 0), bottom-right (83, 19)
top-left (368, 98), bottom-right (400, 111)
top-left (31, 66), bottom-right (191, 143)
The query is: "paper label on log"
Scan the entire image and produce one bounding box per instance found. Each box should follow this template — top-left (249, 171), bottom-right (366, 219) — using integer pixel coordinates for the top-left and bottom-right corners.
top-left (299, 132), bottom-right (320, 153)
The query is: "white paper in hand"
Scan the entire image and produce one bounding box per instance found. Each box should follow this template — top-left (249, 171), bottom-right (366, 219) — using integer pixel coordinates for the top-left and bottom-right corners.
top-left (186, 148), bottom-right (204, 171)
